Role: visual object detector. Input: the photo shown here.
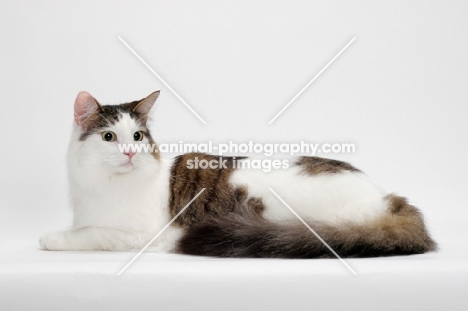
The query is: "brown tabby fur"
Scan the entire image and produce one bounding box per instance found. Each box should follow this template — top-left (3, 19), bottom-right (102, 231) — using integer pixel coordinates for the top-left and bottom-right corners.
top-left (296, 156), bottom-right (359, 175)
top-left (169, 153), bottom-right (265, 227)
top-left (177, 193), bottom-right (436, 258)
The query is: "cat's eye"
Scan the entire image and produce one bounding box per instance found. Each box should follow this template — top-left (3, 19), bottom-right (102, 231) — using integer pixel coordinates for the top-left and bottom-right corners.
top-left (101, 131), bottom-right (116, 142)
top-left (134, 131), bottom-right (144, 141)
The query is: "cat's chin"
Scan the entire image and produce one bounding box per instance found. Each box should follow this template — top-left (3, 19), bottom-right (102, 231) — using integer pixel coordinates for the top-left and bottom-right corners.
top-left (114, 162), bottom-right (136, 174)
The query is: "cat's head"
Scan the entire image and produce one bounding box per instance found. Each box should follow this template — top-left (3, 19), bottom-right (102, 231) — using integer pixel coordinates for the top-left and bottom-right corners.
top-left (71, 91), bottom-right (160, 175)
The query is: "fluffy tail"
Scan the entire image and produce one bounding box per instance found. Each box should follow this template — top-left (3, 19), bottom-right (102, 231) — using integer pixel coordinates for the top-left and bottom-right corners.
top-left (176, 195), bottom-right (437, 258)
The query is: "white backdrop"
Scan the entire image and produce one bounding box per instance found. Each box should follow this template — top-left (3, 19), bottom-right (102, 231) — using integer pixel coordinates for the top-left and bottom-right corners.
top-left (1, 0), bottom-right (467, 228)
top-left (0, 1), bottom-right (467, 310)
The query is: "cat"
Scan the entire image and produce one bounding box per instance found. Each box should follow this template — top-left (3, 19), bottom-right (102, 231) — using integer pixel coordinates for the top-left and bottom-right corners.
top-left (39, 91), bottom-right (437, 258)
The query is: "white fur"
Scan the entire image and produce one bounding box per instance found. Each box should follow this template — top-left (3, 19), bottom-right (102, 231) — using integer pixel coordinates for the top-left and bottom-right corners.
top-left (229, 160), bottom-right (389, 225)
top-left (40, 113), bottom-right (181, 251)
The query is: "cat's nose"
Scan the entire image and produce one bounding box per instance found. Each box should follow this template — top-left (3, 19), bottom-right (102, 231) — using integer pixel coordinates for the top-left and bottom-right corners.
top-left (124, 151), bottom-right (136, 160)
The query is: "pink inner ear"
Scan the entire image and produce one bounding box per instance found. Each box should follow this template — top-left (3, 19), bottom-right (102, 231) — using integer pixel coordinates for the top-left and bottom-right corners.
top-left (133, 91), bottom-right (160, 115)
top-left (74, 91), bottom-right (97, 126)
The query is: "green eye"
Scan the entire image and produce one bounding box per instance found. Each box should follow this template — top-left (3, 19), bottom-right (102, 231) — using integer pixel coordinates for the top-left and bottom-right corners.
top-left (134, 131), bottom-right (144, 141)
top-left (101, 131), bottom-right (116, 142)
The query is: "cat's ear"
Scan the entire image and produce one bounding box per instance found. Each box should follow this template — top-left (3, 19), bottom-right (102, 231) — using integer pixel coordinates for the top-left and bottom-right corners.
top-left (74, 91), bottom-right (103, 128)
top-left (132, 91), bottom-right (160, 115)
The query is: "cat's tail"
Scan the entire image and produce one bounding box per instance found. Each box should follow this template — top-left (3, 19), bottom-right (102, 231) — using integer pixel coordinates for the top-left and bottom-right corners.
top-left (176, 194), bottom-right (437, 258)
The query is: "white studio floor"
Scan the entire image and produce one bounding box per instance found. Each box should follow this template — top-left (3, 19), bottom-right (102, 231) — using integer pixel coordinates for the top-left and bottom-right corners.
top-left (1, 220), bottom-right (466, 311)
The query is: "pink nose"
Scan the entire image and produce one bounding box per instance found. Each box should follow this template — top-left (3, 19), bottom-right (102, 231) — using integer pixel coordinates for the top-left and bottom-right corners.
top-left (124, 151), bottom-right (136, 160)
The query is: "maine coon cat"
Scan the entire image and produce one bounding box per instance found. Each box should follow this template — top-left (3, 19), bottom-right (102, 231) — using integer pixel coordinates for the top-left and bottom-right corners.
top-left (39, 91), bottom-right (436, 257)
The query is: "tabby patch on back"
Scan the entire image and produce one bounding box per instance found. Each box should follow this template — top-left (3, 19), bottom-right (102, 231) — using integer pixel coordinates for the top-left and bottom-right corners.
top-left (39, 91), bottom-right (436, 259)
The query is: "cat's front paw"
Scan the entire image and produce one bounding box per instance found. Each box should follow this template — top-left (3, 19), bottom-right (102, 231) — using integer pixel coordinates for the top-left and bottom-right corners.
top-left (39, 231), bottom-right (68, 250)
